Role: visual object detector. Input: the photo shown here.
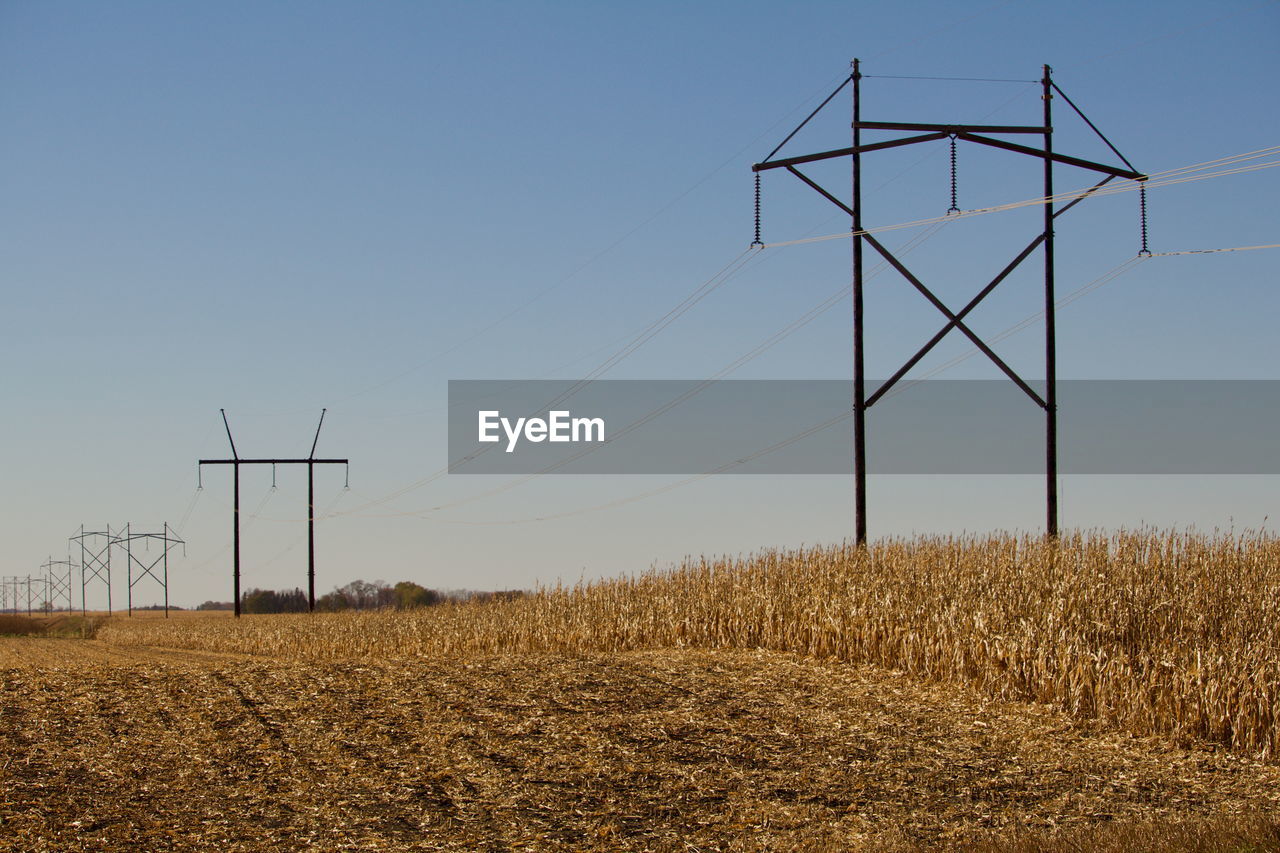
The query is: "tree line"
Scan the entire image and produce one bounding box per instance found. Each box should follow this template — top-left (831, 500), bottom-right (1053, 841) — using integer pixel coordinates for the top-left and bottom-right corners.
top-left (197, 580), bottom-right (525, 614)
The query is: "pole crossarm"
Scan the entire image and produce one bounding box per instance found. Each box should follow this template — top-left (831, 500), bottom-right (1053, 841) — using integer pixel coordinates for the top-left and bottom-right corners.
top-left (857, 121), bottom-right (1047, 134)
top-left (113, 531), bottom-right (186, 544)
top-left (754, 132), bottom-right (952, 172)
top-left (199, 458), bottom-right (349, 466)
top-left (955, 132), bottom-right (1144, 180)
top-left (755, 130), bottom-right (1144, 182)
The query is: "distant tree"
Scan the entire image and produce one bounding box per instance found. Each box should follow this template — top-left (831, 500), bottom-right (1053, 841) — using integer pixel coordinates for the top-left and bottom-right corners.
top-left (196, 600), bottom-right (234, 611)
top-left (342, 580), bottom-right (398, 609)
top-left (338, 580), bottom-right (380, 610)
top-left (239, 580), bottom-right (446, 613)
top-left (392, 581), bottom-right (441, 610)
top-left (241, 587), bottom-right (308, 614)
top-left (315, 590), bottom-right (349, 612)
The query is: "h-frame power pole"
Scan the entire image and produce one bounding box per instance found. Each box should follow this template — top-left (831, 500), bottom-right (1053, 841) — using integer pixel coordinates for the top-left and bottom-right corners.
top-left (70, 526), bottom-right (114, 614)
top-left (113, 522), bottom-right (185, 617)
top-left (1, 576), bottom-right (43, 617)
top-left (41, 556), bottom-right (76, 613)
top-left (753, 61), bottom-right (1144, 543)
top-left (199, 409), bottom-right (348, 617)
top-left (0, 577), bottom-right (32, 615)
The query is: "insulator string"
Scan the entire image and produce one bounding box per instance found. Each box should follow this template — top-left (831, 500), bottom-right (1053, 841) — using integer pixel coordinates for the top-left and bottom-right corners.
top-left (752, 172), bottom-right (763, 247)
top-left (1139, 182), bottom-right (1150, 256)
top-left (947, 135), bottom-right (960, 214)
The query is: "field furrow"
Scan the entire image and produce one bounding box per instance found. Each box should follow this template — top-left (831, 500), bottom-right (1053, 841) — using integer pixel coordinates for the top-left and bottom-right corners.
top-left (6, 640), bottom-right (1276, 851)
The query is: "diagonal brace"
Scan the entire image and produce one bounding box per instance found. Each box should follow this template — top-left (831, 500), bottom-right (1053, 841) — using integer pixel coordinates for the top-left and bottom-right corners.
top-left (129, 550), bottom-right (168, 587)
top-left (867, 231), bottom-right (1048, 407)
top-left (862, 232), bottom-right (1047, 408)
top-left (866, 175), bottom-right (1112, 409)
top-left (787, 166), bottom-right (853, 216)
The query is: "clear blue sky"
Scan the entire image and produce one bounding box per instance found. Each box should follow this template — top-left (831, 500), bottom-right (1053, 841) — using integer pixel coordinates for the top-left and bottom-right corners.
top-left (3, 0), bottom-right (1277, 607)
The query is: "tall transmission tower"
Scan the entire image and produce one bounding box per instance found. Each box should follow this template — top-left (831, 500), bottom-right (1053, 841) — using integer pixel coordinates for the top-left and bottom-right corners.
top-left (752, 61), bottom-right (1144, 542)
top-left (42, 556), bottom-right (76, 613)
top-left (25, 575), bottom-right (41, 616)
top-left (199, 409), bottom-right (349, 617)
top-left (0, 576), bottom-right (41, 616)
top-left (0, 577), bottom-right (27, 614)
top-left (70, 526), bottom-right (115, 614)
top-left (114, 522), bottom-right (185, 617)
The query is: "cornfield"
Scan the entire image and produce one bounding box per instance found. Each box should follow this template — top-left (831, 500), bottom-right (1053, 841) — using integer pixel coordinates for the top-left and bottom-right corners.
top-left (101, 528), bottom-right (1280, 758)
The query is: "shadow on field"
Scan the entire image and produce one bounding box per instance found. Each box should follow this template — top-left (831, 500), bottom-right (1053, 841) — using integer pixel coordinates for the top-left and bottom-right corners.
top-left (0, 613), bottom-right (108, 639)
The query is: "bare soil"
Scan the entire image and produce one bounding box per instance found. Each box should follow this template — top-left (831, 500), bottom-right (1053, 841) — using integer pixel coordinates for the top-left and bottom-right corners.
top-left (2, 639), bottom-right (1277, 851)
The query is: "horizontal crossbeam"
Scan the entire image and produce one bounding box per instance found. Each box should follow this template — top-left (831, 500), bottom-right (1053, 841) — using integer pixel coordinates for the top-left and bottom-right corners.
top-left (757, 134), bottom-right (1143, 182)
top-left (956, 132), bottom-right (1144, 180)
top-left (113, 533), bottom-right (184, 544)
top-left (753, 132), bottom-right (947, 172)
top-left (199, 458), bottom-right (348, 465)
top-left (856, 121), bottom-right (1046, 134)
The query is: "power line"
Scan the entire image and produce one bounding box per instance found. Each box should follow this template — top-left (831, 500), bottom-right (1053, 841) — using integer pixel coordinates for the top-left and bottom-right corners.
top-left (414, 255), bottom-right (1155, 527)
top-left (227, 71), bottom-right (886, 418)
top-left (865, 75), bottom-right (1037, 84)
top-left (431, 233), bottom-right (1280, 528)
top-left (332, 246), bottom-right (768, 517)
top-left (1147, 243), bottom-right (1280, 256)
top-left (348, 223), bottom-right (955, 520)
top-left (760, 149), bottom-right (1280, 249)
top-left (339, 141), bottom-right (1277, 522)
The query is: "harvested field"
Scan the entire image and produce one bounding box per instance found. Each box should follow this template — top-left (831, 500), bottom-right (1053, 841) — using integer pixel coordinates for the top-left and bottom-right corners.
top-left (2, 640), bottom-right (1279, 851)
top-left (102, 530), bottom-right (1280, 758)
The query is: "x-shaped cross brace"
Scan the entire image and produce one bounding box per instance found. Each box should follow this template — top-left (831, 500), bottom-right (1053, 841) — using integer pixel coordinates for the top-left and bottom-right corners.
top-left (785, 166), bottom-right (1116, 412)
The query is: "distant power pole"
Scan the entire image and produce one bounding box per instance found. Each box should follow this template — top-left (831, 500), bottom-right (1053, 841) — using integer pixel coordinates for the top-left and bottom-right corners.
top-left (70, 526), bottom-right (114, 615)
top-left (41, 556), bottom-right (76, 613)
top-left (0, 577), bottom-right (25, 614)
top-left (1, 577), bottom-right (38, 617)
top-left (113, 522), bottom-right (185, 617)
top-left (23, 576), bottom-right (38, 616)
top-left (199, 409), bottom-right (349, 617)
